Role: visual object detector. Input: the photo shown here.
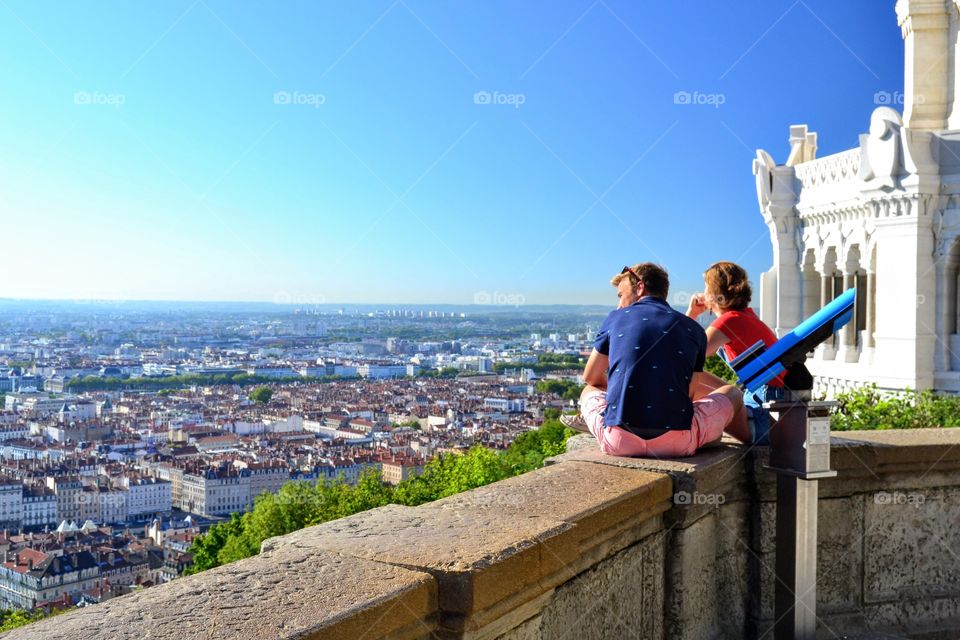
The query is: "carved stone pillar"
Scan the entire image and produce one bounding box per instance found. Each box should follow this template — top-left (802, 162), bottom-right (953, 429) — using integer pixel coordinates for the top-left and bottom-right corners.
top-left (839, 273), bottom-right (859, 362)
top-left (896, 0), bottom-right (950, 130)
top-left (817, 274), bottom-right (836, 360)
top-left (866, 271), bottom-right (877, 349)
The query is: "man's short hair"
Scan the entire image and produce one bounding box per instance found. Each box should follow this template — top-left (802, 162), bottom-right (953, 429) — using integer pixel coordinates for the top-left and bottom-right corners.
top-left (610, 263), bottom-right (670, 299)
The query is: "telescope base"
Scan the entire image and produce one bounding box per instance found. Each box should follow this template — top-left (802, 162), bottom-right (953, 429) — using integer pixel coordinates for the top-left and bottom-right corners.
top-left (774, 474), bottom-right (820, 640)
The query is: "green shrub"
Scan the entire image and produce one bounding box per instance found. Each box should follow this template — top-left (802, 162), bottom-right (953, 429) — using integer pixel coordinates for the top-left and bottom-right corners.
top-left (0, 607), bottom-right (67, 631)
top-left (831, 384), bottom-right (960, 431)
top-left (535, 379), bottom-right (584, 402)
top-left (186, 419), bottom-right (576, 573)
top-left (704, 354), bottom-right (737, 383)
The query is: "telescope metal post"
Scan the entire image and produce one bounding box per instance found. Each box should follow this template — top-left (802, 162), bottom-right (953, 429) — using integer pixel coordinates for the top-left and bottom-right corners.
top-left (765, 398), bottom-right (836, 640)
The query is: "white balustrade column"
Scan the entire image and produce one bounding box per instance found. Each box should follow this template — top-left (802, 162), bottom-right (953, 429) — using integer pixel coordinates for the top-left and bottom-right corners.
top-left (839, 273), bottom-right (859, 362)
top-left (865, 271), bottom-right (876, 349)
top-left (817, 274), bottom-right (836, 360)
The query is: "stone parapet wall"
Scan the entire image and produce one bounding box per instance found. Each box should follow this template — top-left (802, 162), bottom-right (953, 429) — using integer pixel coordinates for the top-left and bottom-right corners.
top-left (4, 430), bottom-right (960, 639)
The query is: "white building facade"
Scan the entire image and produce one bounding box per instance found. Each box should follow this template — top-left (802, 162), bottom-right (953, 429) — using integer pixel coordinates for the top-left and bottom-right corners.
top-left (0, 485), bottom-right (22, 531)
top-left (756, 0), bottom-right (960, 396)
top-left (123, 477), bottom-right (172, 519)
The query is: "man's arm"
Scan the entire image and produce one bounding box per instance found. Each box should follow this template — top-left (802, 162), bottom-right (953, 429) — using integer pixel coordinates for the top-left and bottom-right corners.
top-left (583, 348), bottom-right (609, 389)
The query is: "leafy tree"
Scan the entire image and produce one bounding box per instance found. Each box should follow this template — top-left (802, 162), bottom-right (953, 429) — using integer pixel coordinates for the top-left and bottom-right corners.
top-left (65, 372), bottom-right (328, 393)
top-left (0, 606), bottom-right (70, 631)
top-left (502, 419), bottom-right (572, 473)
top-left (183, 512), bottom-right (246, 575)
top-left (494, 354), bottom-right (584, 375)
top-left (248, 387), bottom-right (273, 404)
top-left (535, 379), bottom-right (583, 402)
top-left (185, 420), bottom-right (577, 574)
top-left (422, 367), bottom-right (460, 378)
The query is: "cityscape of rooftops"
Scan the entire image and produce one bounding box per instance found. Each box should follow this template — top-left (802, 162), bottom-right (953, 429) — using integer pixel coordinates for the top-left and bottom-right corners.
top-left (3, 1), bottom-right (957, 639)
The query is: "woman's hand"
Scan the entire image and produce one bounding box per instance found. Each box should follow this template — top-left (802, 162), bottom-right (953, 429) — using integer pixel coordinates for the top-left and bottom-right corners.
top-left (686, 293), bottom-right (708, 318)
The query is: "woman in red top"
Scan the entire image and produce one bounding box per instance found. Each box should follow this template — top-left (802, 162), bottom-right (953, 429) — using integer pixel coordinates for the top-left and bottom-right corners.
top-left (686, 261), bottom-right (781, 443)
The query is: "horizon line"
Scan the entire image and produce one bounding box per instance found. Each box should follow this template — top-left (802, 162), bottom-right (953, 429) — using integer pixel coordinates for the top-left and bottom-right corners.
top-left (0, 296), bottom-right (615, 310)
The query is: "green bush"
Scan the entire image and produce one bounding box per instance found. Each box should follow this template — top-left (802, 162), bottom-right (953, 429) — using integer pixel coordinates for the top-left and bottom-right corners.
top-left (0, 607), bottom-right (66, 631)
top-left (831, 384), bottom-right (960, 431)
top-left (704, 354), bottom-right (737, 383)
top-left (186, 419), bottom-right (576, 574)
top-left (535, 379), bottom-right (584, 402)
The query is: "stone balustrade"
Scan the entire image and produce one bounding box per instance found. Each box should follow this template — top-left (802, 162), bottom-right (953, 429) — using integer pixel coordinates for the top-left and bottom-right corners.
top-left (4, 429), bottom-right (960, 639)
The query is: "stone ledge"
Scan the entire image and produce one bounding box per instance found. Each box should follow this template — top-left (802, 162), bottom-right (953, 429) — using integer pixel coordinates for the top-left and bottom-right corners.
top-left (558, 429), bottom-right (960, 505)
top-left (831, 428), bottom-right (960, 471)
top-left (0, 546), bottom-right (438, 640)
top-left (547, 434), bottom-right (754, 527)
top-left (743, 428), bottom-right (960, 499)
top-left (261, 460), bottom-right (673, 638)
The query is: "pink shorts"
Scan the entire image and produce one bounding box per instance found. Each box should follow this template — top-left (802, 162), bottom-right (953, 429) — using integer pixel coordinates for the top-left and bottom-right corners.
top-left (580, 389), bottom-right (733, 458)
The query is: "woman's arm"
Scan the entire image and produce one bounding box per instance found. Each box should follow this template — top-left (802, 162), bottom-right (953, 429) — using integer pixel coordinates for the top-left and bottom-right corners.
top-left (705, 326), bottom-right (729, 357)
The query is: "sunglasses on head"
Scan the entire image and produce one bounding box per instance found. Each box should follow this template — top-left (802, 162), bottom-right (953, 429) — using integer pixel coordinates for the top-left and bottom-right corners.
top-left (621, 265), bottom-right (643, 285)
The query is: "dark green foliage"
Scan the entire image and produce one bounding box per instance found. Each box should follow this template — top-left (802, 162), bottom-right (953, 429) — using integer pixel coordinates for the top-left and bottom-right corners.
top-left (65, 372), bottom-right (328, 392)
top-left (0, 607), bottom-right (66, 631)
top-left (422, 367), bottom-right (460, 378)
top-left (831, 384), bottom-right (960, 431)
top-left (248, 387), bottom-right (273, 404)
top-left (501, 419), bottom-right (571, 474)
top-left (494, 354), bottom-right (584, 374)
top-left (535, 379), bottom-right (584, 402)
top-left (704, 354), bottom-right (737, 383)
top-left (185, 419), bottom-right (576, 573)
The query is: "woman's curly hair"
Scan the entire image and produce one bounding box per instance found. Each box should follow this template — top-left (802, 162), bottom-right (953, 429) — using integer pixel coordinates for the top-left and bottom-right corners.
top-left (704, 261), bottom-right (752, 311)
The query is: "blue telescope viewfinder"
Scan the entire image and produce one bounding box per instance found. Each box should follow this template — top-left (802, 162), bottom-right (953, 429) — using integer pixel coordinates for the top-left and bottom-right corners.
top-left (732, 288), bottom-right (856, 393)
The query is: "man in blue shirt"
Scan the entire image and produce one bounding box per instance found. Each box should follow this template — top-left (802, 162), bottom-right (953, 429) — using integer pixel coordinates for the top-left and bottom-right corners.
top-left (576, 263), bottom-right (747, 458)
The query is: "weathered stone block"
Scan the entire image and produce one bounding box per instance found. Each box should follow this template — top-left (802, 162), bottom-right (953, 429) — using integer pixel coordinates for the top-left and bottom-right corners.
top-left (261, 461), bottom-right (672, 637)
top-left (665, 513), bottom-right (722, 640)
top-left (0, 547), bottom-right (437, 640)
top-left (528, 532), bottom-right (666, 640)
top-left (753, 496), bottom-right (865, 624)
top-left (864, 487), bottom-right (960, 604)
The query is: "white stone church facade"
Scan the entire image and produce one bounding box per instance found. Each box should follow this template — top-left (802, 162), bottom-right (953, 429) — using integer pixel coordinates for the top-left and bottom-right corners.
top-left (755, 0), bottom-right (960, 396)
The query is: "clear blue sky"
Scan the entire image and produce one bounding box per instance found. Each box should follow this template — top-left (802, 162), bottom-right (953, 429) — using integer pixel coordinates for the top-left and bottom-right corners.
top-left (0, 0), bottom-right (903, 306)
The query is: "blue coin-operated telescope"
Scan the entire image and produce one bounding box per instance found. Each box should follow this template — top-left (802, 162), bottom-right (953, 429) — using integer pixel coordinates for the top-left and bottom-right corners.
top-left (729, 287), bottom-right (857, 394)
top-left (728, 288), bottom-right (856, 640)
